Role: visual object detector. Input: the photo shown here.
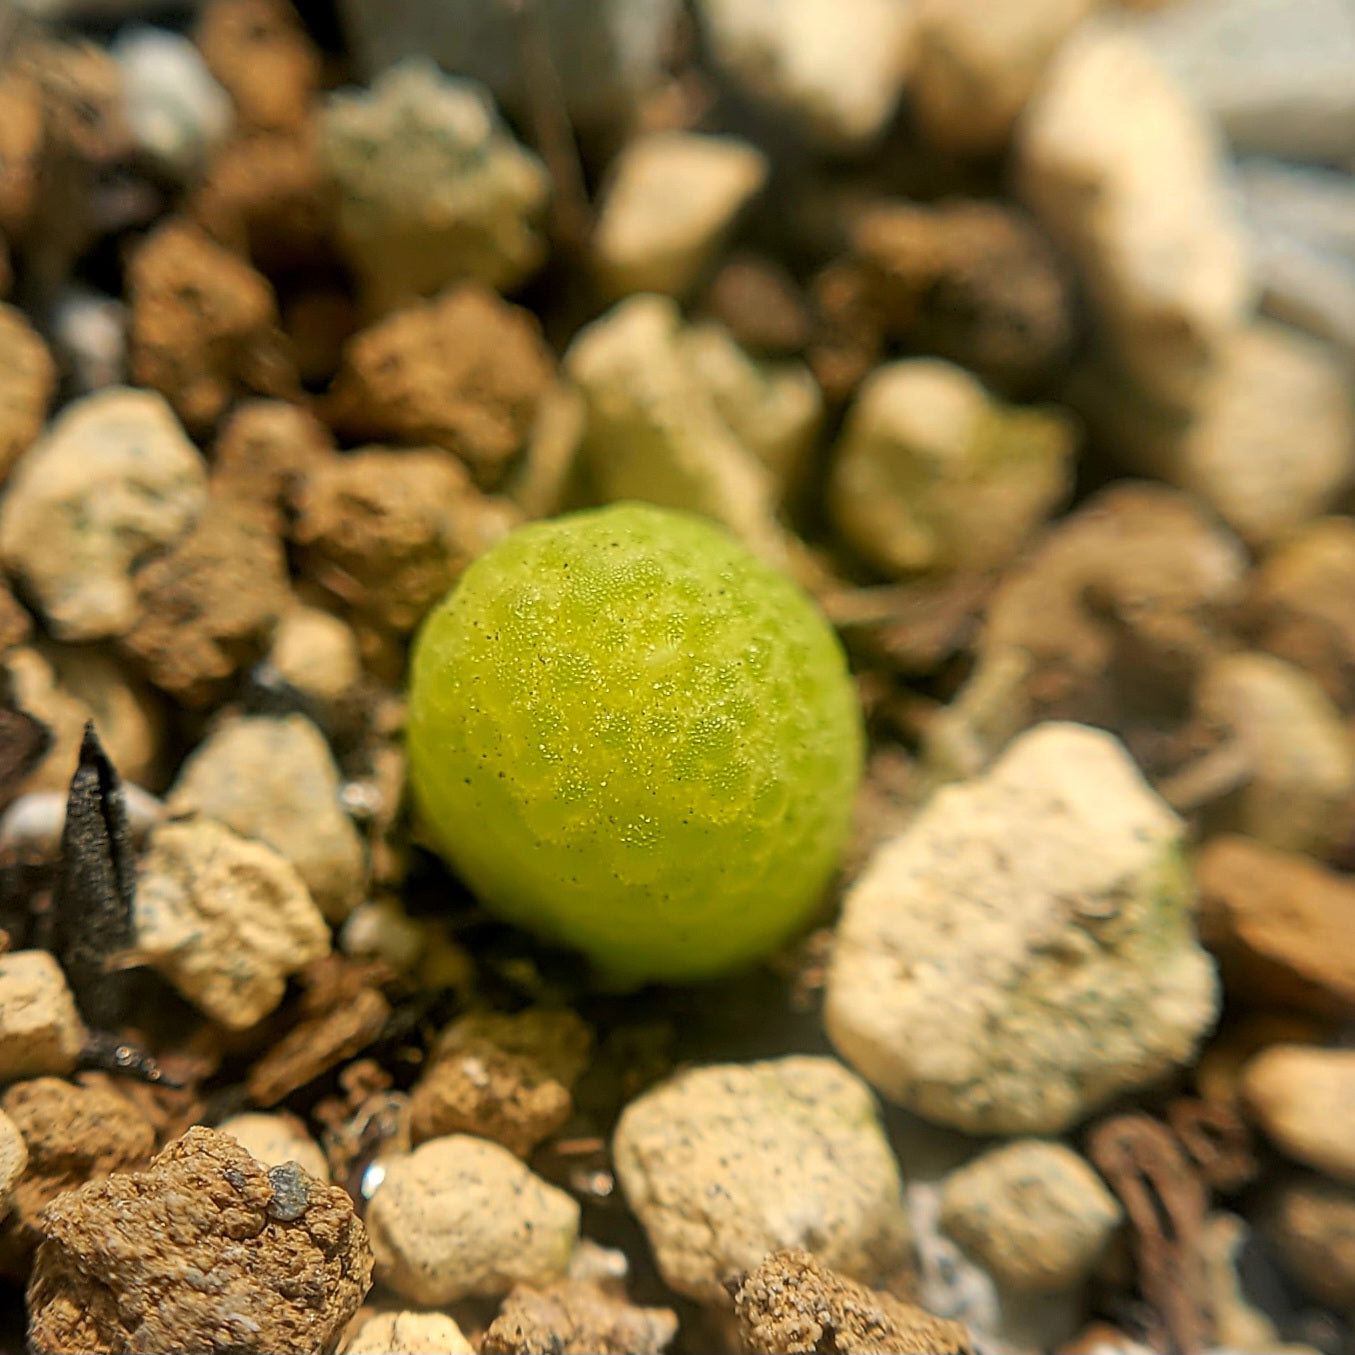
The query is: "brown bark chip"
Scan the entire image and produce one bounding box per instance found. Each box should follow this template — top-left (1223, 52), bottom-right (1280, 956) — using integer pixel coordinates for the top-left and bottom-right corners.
top-left (26, 1125), bottom-right (372, 1355)
top-left (327, 284), bottom-right (555, 488)
top-left (481, 1279), bottom-right (679, 1355)
top-left (128, 221), bottom-right (300, 433)
top-left (730, 1249), bottom-right (973, 1355)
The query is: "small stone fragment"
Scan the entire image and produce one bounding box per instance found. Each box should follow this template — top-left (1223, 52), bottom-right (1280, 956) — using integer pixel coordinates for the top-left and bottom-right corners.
top-left (1196, 651), bottom-right (1355, 856)
top-left (321, 59), bottom-right (549, 310)
top-left (0, 387), bottom-right (207, 643)
top-left (128, 221), bottom-right (299, 433)
top-left (829, 357), bottom-right (1075, 579)
top-left (1240, 1045), bottom-right (1355, 1183)
top-left (218, 1112), bottom-right (331, 1181)
top-left (731, 1248), bottom-right (973, 1355)
top-left (365, 1134), bottom-right (579, 1304)
top-left (702, 254), bottom-right (811, 357)
top-left (1016, 18), bottom-right (1252, 408)
top-left (938, 1140), bottom-right (1122, 1292)
top-left (848, 199), bottom-right (1076, 395)
top-left (168, 713), bottom-right (366, 920)
top-left (1083, 320), bottom-right (1355, 549)
top-left (50, 286), bottom-right (128, 395)
top-left (211, 399), bottom-right (337, 533)
top-left (111, 26), bottom-right (233, 179)
top-left (290, 447), bottom-right (519, 638)
top-left (326, 285), bottom-right (554, 489)
top-left (410, 1008), bottom-right (591, 1156)
top-left (826, 723), bottom-right (1219, 1134)
top-left (592, 131), bottom-right (767, 299)
top-left (613, 1056), bottom-right (911, 1306)
top-left (196, 0), bottom-right (320, 133)
top-left (1200, 1211), bottom-right (1288, 1355)
top-left (481, 1279), bottom-right (679, 1355)
top-left (1262, 1173), bottom-right (1355, 1309)
top-left (343, 1311), bottom-right (474, 1355)
top-left (120, 498), bottom-right (290, 707)
top-left (26, 1125), bottom-right (372, 1355)
top-left (912, 0), bottom-right (1094, 154)
top-left (564, 293), bottom-right (789, 565)
top-left (2, 1078), bottom-right (156, 1236)
top-left (1195, 835), bottom-right (1355, 1019)
top-left (0, 1108), bottom-right (26, 1208)
top-left (135, 817), bottom-right (331, 1030)
top-left (1244, 517), bottom-right (1355, 712)
top-left (696, 0), bottom-right (917, 150)
top-left (0, 303), bottom-right (56, 485)
top-left (0, 579), bottom-right (30, 655)
top-left (246, 983), bottom-right (390, 1106)
top-left (0, 954), bottom-right (85, 1083)
top-left (266, 604), bottom-right (363, 711)
top-left (2, 645), bottom-right (163, 796)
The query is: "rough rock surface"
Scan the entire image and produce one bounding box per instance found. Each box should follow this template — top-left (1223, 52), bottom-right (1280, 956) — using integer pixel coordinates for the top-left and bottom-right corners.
top-left (731, 1249), bottom-right (973, 1354)
top-left (1244, 516), bottom-right (1355, 712)
top-left (364, 1133), bottom-right (579, 1304)
top-left (829, 357), bottom-right (1075, 578)
top-left (266, 604), bottom-right (363, 712)
top-left (1016, 18), bottom-right (1251, 408)
top-left (26, 1126), bottom-right (372, 1355)
top-left (343, 1311), bottom-right (474, 1355)
top-left (0, 302), bottom-right (55, 484)
top-left (937, 1140), bottom-right (1121, 1291)
top-left (289, 447), bottom-right (519, 638)
top-left (564, 294), bottom-right (789, 565)
top-left (1241, 1046), bottom-right (1355, 1183)
top-left (0, 954), bottom-right (85, 1084)
top-left (0, 387), bottom-right (206, 642)
top-left (1195, 835), bottom-right (1355, 1019)
top-left (1262, 1173), bottom-right (1355, 1309)
top-left (320, 59), bottom-right (549, 310)
top-left (410, 1008), bottom-right (591, 1156)
top-left (0, 1109), bottom-right (26, 1208)
top-left (120, 498), bottom-right (290, 707)
top-left (2, 1078), bottom-right (156, 1237)
top-left (127, 221), bottom-right (298, 433)
top-left (327, 285), bottom-right (554, 490)
top-left (1195, 651), bottom-right (1355, 857)
top-left (217, 1112), bottom-right (331, 1182)
top-left (612, 1056), bottom-right (911, 1305)
top-left (196, 0), bottom-right (320, 133)
top-left (592, 131), bottom-right (767, 299)
top-left (696, 0), bottom-right (917, 150)
top-left (825, 722), bottom-right (1219, 1134)
top-left (167, 714), bottom-right (365, 921)
top-left (134, 817), bottom-right (331, 1030)
top-left (480, 1279), bottom-right (679, 1355)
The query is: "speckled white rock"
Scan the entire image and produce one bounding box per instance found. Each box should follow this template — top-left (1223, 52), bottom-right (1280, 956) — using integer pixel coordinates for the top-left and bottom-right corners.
top-left (168, 714), bottom-right (366, 922)
top-left (0, 1108), bottom-right (28, 1206)
top-left (0, 387), bottom-right (206, 642)
top-left (564, 294), bottom-right (789, 566)
top-left (612, 1056), bottom-right (911, 1306)
top-left (342, 1311), bottom-right (474, 1355)
top-left (50, 287), bottom-right (128, 395)
top-left (265, 604), bottom-right (363, 710)
top-left (826, 722), bottom-right (1219, 1134)
top-left (1196, 651), bottom-right (1355, 857)
top-left (111, 26), bottom-right (232, 179)
top-left (365, 1134), bottom-right (579, 1305)
top-left (828, 358), bottom-right (1075, 578)
top-left (0, 951), bottom-right (85, 1082)
top-left (1015, 19), bottom-right (1252, 409)
top-left (1241, 1046), bottom-right (1355, 1184)
top-left (1088, 320), bottom-right (1355, 549)
top-left (696, 0), bottom-right (917, 150)
top-left (939, 1139), bottom-right (1121, 1292)
top-left (912, 0), bottom-right (1094, 154)
top-left (135, 818), bottom-right (331, 1030)
top-left (321, 59), bottom-right (549, 312)
top-left (594, 132), bottom-right (766, 299)
top-left (217, 1112), bottom-right (331, 1183)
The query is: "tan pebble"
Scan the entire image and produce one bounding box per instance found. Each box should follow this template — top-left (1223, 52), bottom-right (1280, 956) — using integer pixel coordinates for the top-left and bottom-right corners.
top-left (343, 1311), bottom-right (473, 1355)
top-left (0, 1108), bottom-right (28, 1206)
top-left (0, 302), bottom-right (55, 484)
top-left (1241, 1045), bottom-right (1355, 1182)
top-left (1263, 1173), bottom-right (1355, 1309)
top-left (218, 1111), bottom-right (330, 1181)
top-left (0, 954), bottom-right (85, 1084)
top-left (481, 1279), bottom-right (678, 1355)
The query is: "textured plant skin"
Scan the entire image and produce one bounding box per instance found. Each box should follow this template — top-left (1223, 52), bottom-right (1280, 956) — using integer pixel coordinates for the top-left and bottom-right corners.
top-left (407, 502), bottom-right (863, 982)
